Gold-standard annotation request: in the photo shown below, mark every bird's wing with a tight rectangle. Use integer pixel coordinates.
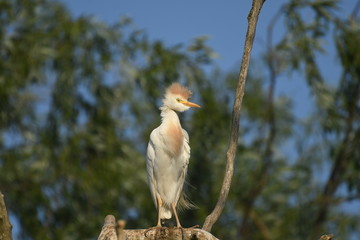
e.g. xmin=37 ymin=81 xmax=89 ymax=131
xmin=176 ymin=129 xmax=193 ymax=210
xmin=182 ymin=129 xmax=190 ymax=166
xmin=146 ymin=129 xmax=157 ymax=207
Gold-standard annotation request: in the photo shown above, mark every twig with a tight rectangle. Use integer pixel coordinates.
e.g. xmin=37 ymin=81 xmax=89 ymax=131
xmin=202 ymin=0 xmax=266 ymax=232
xmin=117 ymin=220 xmax=126 ymax=240
xmin=0 ymin=192 xmax=13 ymax=240
xmin=331 ymin=193 xmax=360 ymax=204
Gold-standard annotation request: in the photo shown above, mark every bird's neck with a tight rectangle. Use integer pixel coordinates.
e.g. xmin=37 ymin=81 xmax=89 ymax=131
xmin=160 ymin=106 xmax=181 ymax=126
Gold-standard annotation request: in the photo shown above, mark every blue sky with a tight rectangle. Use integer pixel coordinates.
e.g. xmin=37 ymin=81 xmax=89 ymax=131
xmin=59 ymin=0 xmax=259 ymax=73
xmin=57 ymin=0 xmax=353 ymax=71
xmin=58 ymin=0 xmax=285 ymax=71
xmin=58 ymin=0 xmax=354 ymax=118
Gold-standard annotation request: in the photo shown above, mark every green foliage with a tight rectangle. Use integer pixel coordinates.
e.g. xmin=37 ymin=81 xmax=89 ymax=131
xmin=0 ymin=0 xmax=359 ymax=240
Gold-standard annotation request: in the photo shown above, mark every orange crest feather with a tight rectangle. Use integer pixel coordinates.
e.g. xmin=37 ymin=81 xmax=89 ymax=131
xmin=166 ymin=83 xmax=192 ymax=99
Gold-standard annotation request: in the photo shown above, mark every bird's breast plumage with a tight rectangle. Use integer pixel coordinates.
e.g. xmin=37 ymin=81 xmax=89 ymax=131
xmin=164 ymin=122 xmax=184 ymax=157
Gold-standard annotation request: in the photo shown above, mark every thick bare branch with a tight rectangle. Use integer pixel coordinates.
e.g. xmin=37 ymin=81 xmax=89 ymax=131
xmin=98 ymin=215 xmax=117 ymax=240
xmin=202 ymin=0 xmax=266 ymax=232
xmin=319 ymin=234 xmax=334 ymax=240
xmin=0 ymin=192 xmax=12 ymax=240
xmin=97 ymin=215 xmax=218 ymax=240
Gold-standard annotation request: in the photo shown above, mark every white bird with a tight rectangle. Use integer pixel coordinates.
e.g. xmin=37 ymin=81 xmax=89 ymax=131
xmin=146 ymin=83 xmax=200 ymax=228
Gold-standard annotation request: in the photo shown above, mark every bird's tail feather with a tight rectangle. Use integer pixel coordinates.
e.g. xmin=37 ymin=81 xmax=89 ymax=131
xmin=177 ymin=192 xmax=197 ymax=212
xmin=159 ymin=192 xmax=196 ymax=219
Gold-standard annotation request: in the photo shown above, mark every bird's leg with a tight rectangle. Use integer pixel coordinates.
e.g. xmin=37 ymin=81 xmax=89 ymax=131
xmin=171 ymin=202 xmax=200 ymax=230
xmin=144 ymin=196 xmax=164 ymax=238
xmin=171 ymin=202 xmax=182 ymax=228
xmin=171 ymin=202 xmax=186 ymax=240
xmin=156 ymin=196 xmax=163 ymax=227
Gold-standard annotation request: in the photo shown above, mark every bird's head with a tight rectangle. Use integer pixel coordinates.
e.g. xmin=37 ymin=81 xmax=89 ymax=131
xmin=162 ymin=83 xmax=201 ymax=112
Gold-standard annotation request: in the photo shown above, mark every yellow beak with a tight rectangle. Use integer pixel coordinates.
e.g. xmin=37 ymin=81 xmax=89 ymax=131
xmin=182 ymin=100 xmax=201 ymax=108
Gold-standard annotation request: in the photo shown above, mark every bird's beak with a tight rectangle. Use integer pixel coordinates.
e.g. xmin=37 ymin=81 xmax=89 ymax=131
xmin=182 ymin=100 xmax=201 ymax=108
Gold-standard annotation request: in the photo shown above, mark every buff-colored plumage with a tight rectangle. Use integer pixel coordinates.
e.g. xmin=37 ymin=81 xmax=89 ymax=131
xmin=146 ymin=83 xmax=200 ymax=227
xmin=167 ymin=82 xmax=193 ymax=99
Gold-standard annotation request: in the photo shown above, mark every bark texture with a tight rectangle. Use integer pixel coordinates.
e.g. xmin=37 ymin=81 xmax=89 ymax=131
xmin=97 ymin=215 xmax=218 ymax=240
xmin=0 ymin=192 xmax=12 ymax=240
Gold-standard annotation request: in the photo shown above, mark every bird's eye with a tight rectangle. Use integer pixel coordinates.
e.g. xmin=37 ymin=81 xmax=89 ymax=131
xmin=176 ymin=98 xmax=181 ymax=102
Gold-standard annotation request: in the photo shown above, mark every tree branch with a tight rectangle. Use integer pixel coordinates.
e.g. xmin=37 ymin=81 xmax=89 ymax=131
xmin=0 ymin=192 xmax=12 ymax=240
xmin=202 ymin=0 xmax=266 ymax=232
xmin=97 ymin=215 xmax=218 ymax=240
xmin=250 ymin=210 xmax=272 ymax=240
xmin=312 ymin=80 xmax=360 ymax=238
xmin=319 ymin=234 xmax=334 ymax=240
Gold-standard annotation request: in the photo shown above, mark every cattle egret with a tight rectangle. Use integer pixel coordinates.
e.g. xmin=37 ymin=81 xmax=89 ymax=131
xmin=146 ymin=83 xmax=200 ymax=228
